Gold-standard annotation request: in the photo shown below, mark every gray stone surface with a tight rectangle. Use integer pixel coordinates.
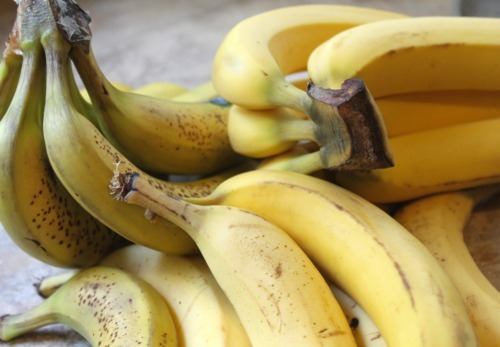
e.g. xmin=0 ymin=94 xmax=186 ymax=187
xmin=0 ymin=0 xmax=498 ymax=345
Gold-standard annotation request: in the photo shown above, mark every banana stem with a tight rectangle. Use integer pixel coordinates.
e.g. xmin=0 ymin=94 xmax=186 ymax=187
xmin=259 ymin=150 xmax=325 ymax=174
xmin=279 ymin=118 xmax=317 ymax=143
xmin=36 ymin=270 xmax=81 ymax=298
xmin=110 ymin=169 xmax=202 ymax=237
xmin=0 ymin=304 xmax=56 ymax=341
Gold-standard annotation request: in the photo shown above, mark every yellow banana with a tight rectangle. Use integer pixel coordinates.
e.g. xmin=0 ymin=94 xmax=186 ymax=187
xmin=308 ymin=16 xmax=500 ymax=98
xmin=394 ymin=186 xmax=500 ymax=347
xmin=132 ymin=81 xmax=188 ymax=99
xmin=0 ymin=17 xmax=22 ymax=120
xmin=98 ymin=245 xmax=252 ymax=347
xmin=70 ymin=44 xmax=242 ymax=176
xmin=80 ymin=80 xmax=132 ymax=103
xmin=0 ymin=26 xmax=125 ymax=268
xmin=212 ymin=4 xmax=406 ymax=111
xmin=111 ymin=171 xmax=357 ymax=347
xmin=188 ymin=169 xmax=478 ymax=347
xmin=0 ymin=266 xmax=178 ymax=346
xmin=171 ymin=80 xmax=219 ymax=102
xmin=41 ymin=28 xmax=255 ymax=255
xmin=228 ymin=105 xmax=314 ymax=158
xmin=335 ymin=117 xmax=500 ymax=203
xmin=36 ymin=245 xmax=253 ymax=347
xmin=376 ymin=90 xmax=500 ymax=137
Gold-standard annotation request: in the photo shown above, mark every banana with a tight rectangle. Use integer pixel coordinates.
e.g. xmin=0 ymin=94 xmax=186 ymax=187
xmin=70 ymin=43 xmax=242 ymax=176
xmin=0 ymin=266 xmax=178 ymax=346
xmin=132 ymin=81 xmax=187 ymax=99
xmin=393 ymin=186 xmax=500 ymax=347
xmin=228 ymin=105 xmax=315 ymax=158
xmin=212 ymin=4 xmax=406 ymax=111
xmin=111 ymin=171 xmax=357 ymax=347
xmin=329 ymin=283 xmax=386 ymax=347
xmin=35 ymin=245 xmax=252 ymax=347
xmin=308 ymin=16 xmax=500 ymax=98
xmin=187 ymin=169 xmax=478 ymax=347
xmin=0 ymin=22 xmax=126 ymax=267
xmin=0 ymin=16 xmax=22 ymax=120
xmin=80 ymin=80 xmax=132 ymax=103
xmin=334 ymin=117 xmax=500 ymax=203
xmin=41 ymin=26 xmax=255 ymax=255
xmin=376 ymin=90 xmax=500 ymax=137
xmin=171 ymin=80 xmax=219 ymax=102
xmin=98 ymin=245 xmax=251 ymax=346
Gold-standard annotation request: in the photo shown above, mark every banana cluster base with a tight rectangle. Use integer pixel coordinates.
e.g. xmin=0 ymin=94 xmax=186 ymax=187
xmin=0 ymin=0 xmax=497 ymax=346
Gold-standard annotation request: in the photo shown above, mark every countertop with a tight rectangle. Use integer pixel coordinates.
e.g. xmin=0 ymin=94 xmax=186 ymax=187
xmin=0 ymin=0 xmax=499 ymax=345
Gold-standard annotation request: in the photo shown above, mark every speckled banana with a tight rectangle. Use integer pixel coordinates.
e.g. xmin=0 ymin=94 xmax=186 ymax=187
xmin=0 ymin=27 xmax=125 ymax=267
xmin=41 ymin=29 xmax=255 ymax=255
xmin=212 ymin=4 xmax=406 ymax=111
xmin=111 ymin=171 xmax=357 ymax=347
xmin=35 ymin=244 xmax=252 ymax=347
xmin=99 ymin=245 xmax=252 ymax=347
xmin=70 ymin=43 xmax=242 ymax=176
xmin=394 ymin=185 xmax=500 ymax=347
xmin=308 ymin=16 xmax=500 ymax=98
xmin=0 ymin=17 xmax=22 ymax=120
xmin=329 ymin=283 xmax=386 ymax=347
xmin=188 ymin=170 xmax=478 ymax=347
xmin=335 ymin=117 xmax=500 ymax=203
xmin=0 ymin=266 xmax=178 ymax=346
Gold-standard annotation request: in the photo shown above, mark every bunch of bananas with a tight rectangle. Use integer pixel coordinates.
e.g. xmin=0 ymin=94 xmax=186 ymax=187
xmin=0 ymin=1 xmax=499 ymax=346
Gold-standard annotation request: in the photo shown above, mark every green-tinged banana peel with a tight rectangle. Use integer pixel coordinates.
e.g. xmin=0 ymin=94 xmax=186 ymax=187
xmin=0 ymin=266 xmax=178 ymax=346
xmin=0 ymin=16 xmax=22 ymax=120
xmin=41 ymin=28 xmax=259 ymax=255
xmin=0 ymin=26 xmax=126 ymax=267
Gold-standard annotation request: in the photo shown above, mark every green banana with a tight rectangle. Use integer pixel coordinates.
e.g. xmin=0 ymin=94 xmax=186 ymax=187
xmin=0 ymin=12 xmax=126 ymax=268
xmin=0 ymin=16 xmax=22 ymax=120
xmin=0 ymin=266 xmax=178 ymax=346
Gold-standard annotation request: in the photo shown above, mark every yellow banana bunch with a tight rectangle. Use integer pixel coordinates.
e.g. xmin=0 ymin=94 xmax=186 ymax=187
xmin=394 ymin=186 xmax=500 ymax=347
xmin=188 ymin=170 xmax=478 ymax=347
xmin=213 ymin=5 xmax=403 ymax=171
xmin=111 ymin=170 xmax=357 ymax=347
xmin=0 ymin=266 xmax=178 ymax=346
